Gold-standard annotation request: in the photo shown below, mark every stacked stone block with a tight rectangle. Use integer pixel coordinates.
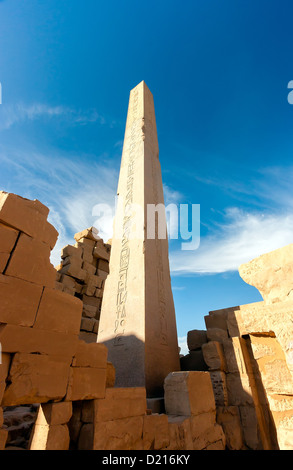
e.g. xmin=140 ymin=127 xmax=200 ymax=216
xmin=55 ymin=227 xmax=111 ymax=342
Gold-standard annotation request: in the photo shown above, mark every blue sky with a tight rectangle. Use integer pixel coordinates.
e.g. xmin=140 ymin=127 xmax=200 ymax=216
xmin=1 ymin=0 xmax=293 ymax=353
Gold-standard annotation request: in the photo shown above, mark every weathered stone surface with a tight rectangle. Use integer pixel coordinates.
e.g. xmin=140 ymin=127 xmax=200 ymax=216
xmin=29 ymin=423 xmax=70 ymax=450
xmin=74 ymin=227 xmax=100 ymax=242
xmin=106 ymin=362 xmax=115 ymax=388
xmin=0 ymin=253 xmax=9 ymax=272
xmin=5 ymin=233 xmax=56 ymax=288
xmin=93 ymin=244 xmax=110 ymax=261
xmin=226 ymin=373 xmax=254 ymax=406
xmin=143 ymin=414 xmax=169 ymax=450
xmin=202 ymin=341 xmax=227 ymax=371
xmin=190 ymin=413 xmax=226 ymax=450
xmin=61 ymin=244 xmax=83 ymax=260
xmin=0 ymin=191 xmax=58 ymax=249
xmin=205 ymin=310 xmax=228 ymax=331
xmin=94 ymin=387 xmax=146 ymax=422
xmin=206 ymin=328 xmax=228 ymax=343
xmin=216 ymin=406 xmax=244 ymax=450
xmin=209 ymin=371 xmax=228 ymax=406
xmin=2 ymin=353 xmax=71 ymax=406
xmin=187 ymin=329 xmax=207 ymax=351
xmin=72 ymin=341 xmax=108 ymax=368
xmin=77 ymin=423 xmax=94 ymax=450
xmin=0 ymin=353 xmax=11 ymax=403
xmin=239 ymin=244 xmax=293 ymax=304
xmin=180 ymin=350 xmax=208 ymax=371
xmin=166 ymin=416 xmax=193 ymax=450
xmin=34 ymin=287 xmax=83 ymax=335
xmin=98 ymin=81 xmax=180 ymax=397
xmin=239 ymin=405 xmax=261 ymax=450
xmin=0 ymin=324 xmax=78 ymax=357
xmin=0 ymin=275 xmax=43 ymax=327
xmin=35 ymin=402 xmax=72 ymax=426
xmin=164 ymin=371 xmax=215 ymax=417
xmin=93 ymin=416 xmax=143 ymax=450
xmin=0 ymin=428 xmax=8 ymax=450
xmin=0 ymin=223 xmax=19 ymax=255
xmin=65 ymin=367 xmax=106 ymax=401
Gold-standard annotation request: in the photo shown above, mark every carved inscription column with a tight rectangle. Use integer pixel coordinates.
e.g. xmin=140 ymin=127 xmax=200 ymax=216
xmin=97 ymin=81 xmax=180 ymax=397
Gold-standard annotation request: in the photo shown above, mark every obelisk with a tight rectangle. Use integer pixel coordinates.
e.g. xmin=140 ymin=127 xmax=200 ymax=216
xmin=97 ymin=81 xmax=180 ymax=397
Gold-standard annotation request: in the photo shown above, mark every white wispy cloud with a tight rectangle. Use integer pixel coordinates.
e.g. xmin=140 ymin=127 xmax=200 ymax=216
xmin=170 ymin=206 xmax=293 ymax=275
xmin=0 ymin=103 xmax=105 ymax=130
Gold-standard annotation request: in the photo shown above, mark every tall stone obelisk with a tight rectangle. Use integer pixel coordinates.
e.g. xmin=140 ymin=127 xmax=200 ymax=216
xmin=97 ymin=81 xmax=180 ymax=397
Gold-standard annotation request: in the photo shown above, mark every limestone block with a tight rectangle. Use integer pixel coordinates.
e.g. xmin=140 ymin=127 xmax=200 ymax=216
xmin=65 ymin=367 xmax=106 ymax=401
xmin=180 ymin=350 xmax=208 ymax=371
xmin=36 ymin=402 xmax=72 ymax=426
xmin=74 ymin=227 xmax=100 ymax=242
xmin=0 ymin=275 xmax=43 ymax=326
xmin=164 ymin=371 xmax=215 ymax=417
xmin=72 ymin=341 xmax=107 ymax=368
xmin=239 ymin=244 xmax=293 ymax=304
xmin=0 ymin=222 xmax=19 ymax=254
xmin=94 ymin=416 xmax=144 ymax=450
xmin=216 ymin=406 xmax=244 ymax=450
xmin=34 ymin=287 xmax=83 ymax=335
xmin=2 ymin=353 xmax=71 ymax=406
xmin=106 ymin=362 xmax=116 ymax=388
xmin=0 ymin=191 xmax=58 ymax=249
xmin=187 ymin=329 xmax=207 ymax=351
xmin=29 ymin=423 xmax=70 ymax=450
xmin=166 ymin=416 xmax=193 ymax=450
xmin=5 ymin=233 xmax=56 ymax=288
xmin=93 ymin=244 xmax=110 ymax=261
xmin=94 ymin=387 xmax=146 ymax=422
xmin=97 ymin=259 xmax=109 ymax=273
xmin=209 ymin=371 xmax=228 ymax=406
xmin=206 ymin=328 xmax=228 ymax=343
xmin=0 ymin=324 xmax=78 ymax=357
xmin=78 ymin=423 xmax=94 ymax=450
xmin=202 ymin=341 xmax=227 ymax=371
xmin=0 ymin=428 xmax=8 ymax=450
xmin=0 ymin=353 xmax=11 ymax=403
xmin=143 ymin=414 xmax=169 ymax=450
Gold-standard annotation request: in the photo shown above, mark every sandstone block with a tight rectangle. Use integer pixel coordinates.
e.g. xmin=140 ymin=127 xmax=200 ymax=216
xmin=72 ymin=341 xmax=107 ymax=368
xmin=143 ymin=414 xmax=169 ymax=450
xmin=61 ymin=244 xmax=82 ymax=260
xmin=180 ymin=350 xmax=208 ymax=371
xmin=82 ymin=261 xmax=96 ymax=275
xmin=226 ymin=373 xmax=254 ymax=406
xmin=2 ymin=353 xmax=71 ymax=406
xmin=0 ymin=353 xmax=11 ymax=403
xmin=93 ymin=416 xmax=143 ymax=450
xmin=80 ymin=317 xmax=95 ymax=332
xmin=96 ymin=268 xmax=108 ymax=280
xmin=216 ymin=406 xmax=244 ymax=450
xmin=106 ymin=362 xmax=116 ymax=388
xmin=209 ymin=371 xmax=228 ymax=406
xmin=0 ymin=275 xmax=43 ymax=326
xmin=202 ymin=341 xmax=227 ymax=371
xmin=82 ymin=304 xmax=98 ymax=318
xmin=93 ymin=244 xmax=110 ymax=261
xmin=0 ymin=192 xmax=58 ymax=249
xmin=239 ymin=244 xmax=293 ymax=304
xmin=239 ymin=405 xmax=261 ymax=449
xmin=74 ymin=227 xmax=100 ymax=242
xmin=207 ymin=327 xmax=228 ymax=343
xmin=94 ymin=387 xmax=146 ymax=422
xmin=60 ymin=259 xmax=86 ymax=281
xmin=34 ymin=287 xmax=83 ymax=335
xmin=65 ymin=367 xmax=106 ymax=401
xmin=36 ymin=402 xmax=72 ymax=426
xmin=0 ymin=324 xmax=78 ymax=357
xmin=0 ymin=253 xmax=9 ymax=272
xmin=164 ymin=371 xmax=215 ymax=417
xmin=78 ymin=423 xmax=94 ymax=450
xmin=0 ymin=222 xmax=19 ymax=254
xmin=0 ymin=428 xmax=8 ymax=450
xmin=97 ymin=259 xmax=109 ymax=273
xmin=68 ymin=402 xmax=82 ymax=443
xmin=187 ymin=329 xmax=207 ymax=351
xmin=29 ymin=423 xmax=70 ymax=450
xmin=5 ymin=233 xmax=56 ymax=288
xmin=166 ymin=416 xmax=193 ymax=450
